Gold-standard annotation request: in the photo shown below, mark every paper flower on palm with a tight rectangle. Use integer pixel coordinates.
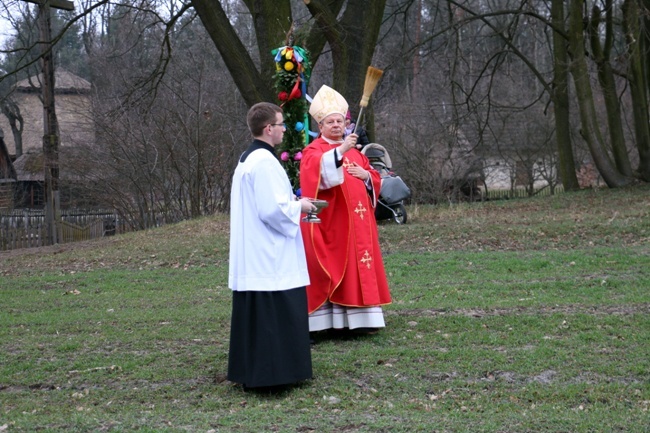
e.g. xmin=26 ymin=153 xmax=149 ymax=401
xmin=273 ymin=46 xmax=308 ymax=76
xmin=288 ymin=86 xmax=301 ymax=100
xmin=272 ymin=41 xmax=312 ymax=191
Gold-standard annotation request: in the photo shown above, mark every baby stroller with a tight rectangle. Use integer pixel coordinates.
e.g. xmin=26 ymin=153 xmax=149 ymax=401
xmin=361 ymin=143 xmax=411 ymax=224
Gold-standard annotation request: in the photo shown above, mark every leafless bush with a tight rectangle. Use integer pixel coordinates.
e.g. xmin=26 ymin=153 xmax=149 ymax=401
xmin=377 ymin=102 xmax=483 ymax=204
xmin=66 ymin=17 xmax=248 ymax=229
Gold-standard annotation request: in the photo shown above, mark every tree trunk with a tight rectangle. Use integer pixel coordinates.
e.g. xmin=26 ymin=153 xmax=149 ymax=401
xmin=551 ymin=0 xmax=580 ymax=191
xmin=0 ymin=97 xmax=24 ymax=158
xmin=412 ymin=0 xmax=422 ymax=102
xmin=190 ymin=0 xmax=386 ymax=130
xmin=567 ymin=0 xmax=633 ymax=187
xmin=39 ymin=2 xmax=62 ymax=244
xmin=242 ymin=0 xmax=294 ymax=92
xmin=305 ymin=0 xmax=387 ymax=124
xmin=337 ymin=0 xmax=386 ymax=139
xmin=588 ymin=2 xmax=634 ymax=177
xmin=624 ymin=0 xmax=650 ymax=181
xmin=190 ymin=0 xmax=278 ymax=106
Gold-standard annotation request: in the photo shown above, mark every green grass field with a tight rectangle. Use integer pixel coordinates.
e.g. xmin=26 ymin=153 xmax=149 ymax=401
xmin=1 ymin=185 xmax=648 ymax=432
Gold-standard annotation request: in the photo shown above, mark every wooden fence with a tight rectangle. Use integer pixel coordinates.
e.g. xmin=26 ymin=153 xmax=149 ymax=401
xmin=0 ymin=209 xmax=124 ymax=252
xmin=485 ymin=184 xmax=564 ymax=200
xmin=58 ymin=219 xmax=105 ymax=243
xmin=0 ymin=223 xmax=48 ymax=250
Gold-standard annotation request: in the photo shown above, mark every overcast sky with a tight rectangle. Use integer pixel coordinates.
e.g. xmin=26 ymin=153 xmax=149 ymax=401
xmin=0 ymin=2 xmax=18 ymax=48
xmin=0 ymin=21 xmax=13 ymax=44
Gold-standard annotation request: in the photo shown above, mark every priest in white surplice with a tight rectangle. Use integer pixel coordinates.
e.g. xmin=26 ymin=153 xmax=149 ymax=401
xmin=227 ymin=102 xmax=316 ymax=390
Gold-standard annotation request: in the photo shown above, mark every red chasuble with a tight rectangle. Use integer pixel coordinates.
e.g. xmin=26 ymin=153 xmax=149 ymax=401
xmin=300 ymin=137 xmax=392 ymax=313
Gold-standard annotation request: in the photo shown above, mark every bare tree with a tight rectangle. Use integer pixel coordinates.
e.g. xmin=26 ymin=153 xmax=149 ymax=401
xmin=587 ymin=0 xmax=634 ymax=178
xmin=69 ymin=5 xmax=245 ymax=227
xmin=3 ymin=0 xmax=649 ymax=224
xmin=551 ymin=0 xmax=580 ymax=191
xmin=191 ymin=0 xmax=387 ymax=124
xmin=0 ymin=97 xmax=23 ymax=157
xmin=566 ymin=0 xmax=633 ymax=187
xmin=392 ymin=0 xmax=650 ymax=194
xmin=622 ymin=0 xmax=650 ymax=181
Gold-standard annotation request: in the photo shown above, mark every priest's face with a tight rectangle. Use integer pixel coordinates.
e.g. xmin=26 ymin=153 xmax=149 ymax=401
xmin=319 ymin=114 xmax=345 ymax=140
xmin=268 ymin=112 xmax=286 ymax=146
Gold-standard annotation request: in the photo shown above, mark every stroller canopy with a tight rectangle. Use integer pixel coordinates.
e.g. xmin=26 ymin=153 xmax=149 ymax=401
xmin=361 ymin=143 xmax=392 ymax=171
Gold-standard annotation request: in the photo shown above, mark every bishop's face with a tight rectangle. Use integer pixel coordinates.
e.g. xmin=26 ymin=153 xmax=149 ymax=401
xmin=319 ymin=114 xmax=345 ymax=141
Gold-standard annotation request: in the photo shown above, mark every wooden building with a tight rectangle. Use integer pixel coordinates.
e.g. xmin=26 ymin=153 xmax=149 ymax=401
xmin=0 ymin=70 xmax=94 ymax=208
xmin=0 ymin=131 xmax=17 ymax=209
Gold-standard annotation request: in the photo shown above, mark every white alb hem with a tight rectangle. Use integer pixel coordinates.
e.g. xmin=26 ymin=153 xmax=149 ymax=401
xmin=309 ymin=301 xmax=385 ymax=332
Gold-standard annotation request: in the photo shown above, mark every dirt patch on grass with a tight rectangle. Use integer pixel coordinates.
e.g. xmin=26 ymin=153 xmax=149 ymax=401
xmin=390 ymin=303 xmax=650 ymax=318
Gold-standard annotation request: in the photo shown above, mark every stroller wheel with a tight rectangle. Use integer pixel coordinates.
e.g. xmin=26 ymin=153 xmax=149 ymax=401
xmin=393 ymin=203 xmax=407 ymax=224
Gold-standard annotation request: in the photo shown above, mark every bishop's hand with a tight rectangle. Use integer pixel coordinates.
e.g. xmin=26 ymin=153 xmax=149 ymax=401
xmin=339 ymin=133 xmax=358 ymax=154
xmin=347 ymin=162 xmax=370 ymax=181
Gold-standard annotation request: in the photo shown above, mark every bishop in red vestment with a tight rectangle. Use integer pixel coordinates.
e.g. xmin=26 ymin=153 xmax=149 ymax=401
xmin=300 ymin=85 xmax=391 ymax=333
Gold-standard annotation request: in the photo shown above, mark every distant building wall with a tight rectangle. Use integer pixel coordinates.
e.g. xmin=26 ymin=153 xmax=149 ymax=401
xmin=0 ymin=92 xmax=93 ymax=156
xmin=0 ymin=70 xmax=94 ymax=157
xmin=483 ymin=157 xmax=553 ymax=190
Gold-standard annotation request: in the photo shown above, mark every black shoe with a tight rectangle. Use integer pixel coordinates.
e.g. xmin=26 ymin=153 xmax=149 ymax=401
xmin=243 ymin=384 xmax=290 ymax=394
xmin=352 ymin=327 xmax=379 ymax=335
xmin=326 ymin=328 xmax=349 ymax=337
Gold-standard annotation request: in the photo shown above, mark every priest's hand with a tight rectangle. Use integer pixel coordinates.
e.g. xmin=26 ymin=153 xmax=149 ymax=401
xmin=299 ymin=198 xmax=318 ymax=213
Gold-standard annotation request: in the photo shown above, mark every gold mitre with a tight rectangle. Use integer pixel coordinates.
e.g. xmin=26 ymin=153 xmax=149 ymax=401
xmin=309 ymin=85 xmax=349 ymax=123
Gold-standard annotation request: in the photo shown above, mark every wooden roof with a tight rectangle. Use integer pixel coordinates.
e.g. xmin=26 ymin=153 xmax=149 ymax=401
xmin=15 ymin=70 xmax=91 ymax=94
xmin=12 ymin=148 xmax=79 ymax=182
xmin=12 ymin=150 xmax=44 ymax=181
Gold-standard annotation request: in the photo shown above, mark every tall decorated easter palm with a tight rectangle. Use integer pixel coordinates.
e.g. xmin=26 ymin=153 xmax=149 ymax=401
xmin=272 ymin=33 xmax=313 ymax=193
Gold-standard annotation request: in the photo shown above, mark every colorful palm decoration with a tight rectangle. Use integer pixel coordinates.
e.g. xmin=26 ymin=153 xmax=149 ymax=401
xmin=272 ymin=42 xmax=313 ymax=193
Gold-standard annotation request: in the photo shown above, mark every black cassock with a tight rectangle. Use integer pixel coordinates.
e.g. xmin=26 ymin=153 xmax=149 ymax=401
xmin=227 ymin=287 xmax=312 ymax=388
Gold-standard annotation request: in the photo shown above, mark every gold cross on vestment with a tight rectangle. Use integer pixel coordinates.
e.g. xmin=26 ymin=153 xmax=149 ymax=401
xmin=354 ymin=201 xmax=367 ymax=220
xmin=342 ymin=157 xmax=354 ymax=169
xmin=360 ymin=250 xmax=373 ymax=269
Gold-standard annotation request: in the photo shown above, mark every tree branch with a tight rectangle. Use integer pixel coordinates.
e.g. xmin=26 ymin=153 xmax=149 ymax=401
xmin=191 ymin=0 xmax=273 ymax=106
